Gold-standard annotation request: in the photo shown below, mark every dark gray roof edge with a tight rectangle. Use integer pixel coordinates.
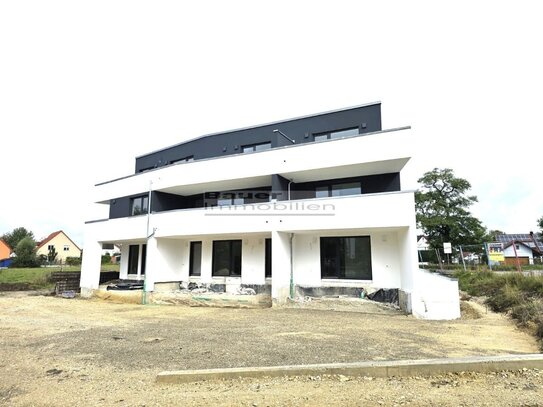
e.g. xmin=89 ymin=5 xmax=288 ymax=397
xmin=95 ymin=125 xmax=410 ymax=187
xmin=135 ymin=101 xmax=382 ymax=159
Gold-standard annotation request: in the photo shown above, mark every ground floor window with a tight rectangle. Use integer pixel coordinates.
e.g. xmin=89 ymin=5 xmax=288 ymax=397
xmin=128 ymin=244 xmax=146 ymax=276
xmin=128 ymin=245 xmax=139 ymax=275
xmin=212 ymin=240 xmax=242 ymax=277
xmin=189 ymin=241 xmax=202 ymax=276
xmin=265 ymin=238 xmax=272 ymax=277
xmin=320 ymin=236 xmax=372 ymax=280
xmin=140 ymin=244 xmax=146 ymax=275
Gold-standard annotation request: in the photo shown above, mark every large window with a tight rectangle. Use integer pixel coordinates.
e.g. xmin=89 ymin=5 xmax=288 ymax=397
xmin=217 ymin=193 xmax=244 ymax=206
xmin=128 ymin=245 xmax=139 ymax=275
xmin=265 ymin=238 xmax=272 ymax=278
xmin=130 ymin=195 xmax=149 ymax=216
xmin=242 ymin=142 xmax=271 ymax=153
xmin=212 ymin=240 xmax=242 ymax=276
xmin=141 ymin=244 xmax=146 ymax=275
xmin=320 ymin=236 xmax=372 ymax=280
xmin=315 ymin=182 xmax=361 ymax=198
xmin=189 ymin=241 xmax=202 ymax=276
xmin=128 ymin=244 xmax=146 ymax=275
xmin=313 ymin=127 xmax=359 ymax=141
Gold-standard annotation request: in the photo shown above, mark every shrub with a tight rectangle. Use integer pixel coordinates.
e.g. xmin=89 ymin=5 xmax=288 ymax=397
xmin=510 ymin=301 xmax=543 ymax=326
xmin=485 ymin=284 xmax=523 ymax=312
xmin=536 ymin=321 xmax=543 ymax=340
xmin=101 ymin=254 xmax=111 ymax=264
xmin=11 ymin=237 xmax=41 ymax=268
xmin=65 ymin=257 xmax=82 ymax=266
xmin=455 ymin=271 xmax=506 ymax=297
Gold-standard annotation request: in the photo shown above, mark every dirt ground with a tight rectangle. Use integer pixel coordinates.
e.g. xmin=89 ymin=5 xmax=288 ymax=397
xmin=0 ymin=292 xmax=541 ymax=406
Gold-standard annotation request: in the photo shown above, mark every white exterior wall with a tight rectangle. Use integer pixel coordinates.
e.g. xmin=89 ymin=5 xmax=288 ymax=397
xmin=241 ymin=236 xmax=267 ymax=285
xmin=119 ymin=244 xmax=129 ymax=279
xmin=504 ymin=244 xmax=534 ymax=264
xmin=271 ymin=231 xmax=292 ymax=304
xmin=411 ymin=270 xmax=461 ymax=320
xmin=293 ymin=230 xmax=402 ymax=289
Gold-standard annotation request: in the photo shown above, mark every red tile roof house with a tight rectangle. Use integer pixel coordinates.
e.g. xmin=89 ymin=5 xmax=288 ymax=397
xmin=36 ymin=231 xmax=81 ymax=264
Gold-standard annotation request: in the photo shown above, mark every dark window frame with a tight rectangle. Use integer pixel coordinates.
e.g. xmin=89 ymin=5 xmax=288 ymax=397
xmin=212 ymin=240 xmax=242 ymax=277
xmin=265 ymin=238 xmax=272 ymax=278
xmin=320 ymin=236 xmax=372 ymax=280
xmin=313 ymin=127 xmax=359 ymax=141
xmin=128 ymin=245 xmax=139 ymax=275
xmin=140 ymin=244 xmax=147 ymax=275
xmin=241 ymin=142 xmax=271 ymax=153
xmin=130 ymin=195 xmax=149 ymax=216
xmin=315 ymin=181 xmax=362 ymax=198
xmin=189 ymin=241 xmax=202 ymax=276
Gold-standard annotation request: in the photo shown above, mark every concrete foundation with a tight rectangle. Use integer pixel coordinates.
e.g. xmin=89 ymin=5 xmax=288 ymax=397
xmin=157 ymin=354 xmax=543 ymax=384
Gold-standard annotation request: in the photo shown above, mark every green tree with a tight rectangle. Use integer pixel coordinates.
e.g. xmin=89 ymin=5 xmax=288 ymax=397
xmin=47 ymin=246 xmax=58 ymax=263
xmin=1 ymin=227 xmax=34 ymax=251
xmin=415 ymin=168 xmax=487 ymax=249
xmin=11 ymin=236 xmax=40 ymax=268
xmin=538 ymin=216 xmax=543 ymax=237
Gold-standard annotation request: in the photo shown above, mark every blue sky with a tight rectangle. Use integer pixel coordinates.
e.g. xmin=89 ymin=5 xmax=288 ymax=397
xmin=1 ymin=1 xmax=542 ymax=246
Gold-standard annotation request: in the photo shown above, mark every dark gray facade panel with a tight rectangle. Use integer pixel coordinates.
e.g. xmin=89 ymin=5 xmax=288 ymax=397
xmin=290 ymin=173 xmax=401 ymax=200
xmin=135 ymin=104 xmax=382 ymax=173
xmin=271 ymin=174 xmax=291 ymax=201
xmin=109 ymin=193 xmax=147 ymax=219
xmin=109 ymin=173 xmax=400 ymax=219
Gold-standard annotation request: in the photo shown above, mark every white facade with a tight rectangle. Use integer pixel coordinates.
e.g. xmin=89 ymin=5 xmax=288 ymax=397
xmin=81 ymin=122 xmax=460 ymax=319
xmin=503 ymin=243 xmax=535 ymax=265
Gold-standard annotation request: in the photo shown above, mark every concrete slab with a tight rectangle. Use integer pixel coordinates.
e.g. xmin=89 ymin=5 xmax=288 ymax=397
xmin=156 ymin=354 xmax=543 ymax=384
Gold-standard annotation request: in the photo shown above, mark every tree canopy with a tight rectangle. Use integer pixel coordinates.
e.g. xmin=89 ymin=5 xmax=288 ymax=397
xmin=538 ymin=216 xmax=543 ymax=237
xmin=1 ymin=227 xmax=34 ymax=251
xmin=415 ymin=168 xmax=486 ymax=250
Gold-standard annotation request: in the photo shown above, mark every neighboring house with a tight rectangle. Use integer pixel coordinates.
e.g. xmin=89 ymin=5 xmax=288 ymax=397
xmin=496 ymin=234 xmax=543 ymax=266
xmin=81 ymin=102 xmax=460 ymax=319
xmin=36 ymin=231 xmax=82 ymax=263
xmin=0 ymin=239 xmax=11 ymax=260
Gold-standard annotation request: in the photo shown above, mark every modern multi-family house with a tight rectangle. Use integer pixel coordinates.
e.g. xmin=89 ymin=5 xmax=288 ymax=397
xmin=81 ymin=102 xmax=460 ymax=319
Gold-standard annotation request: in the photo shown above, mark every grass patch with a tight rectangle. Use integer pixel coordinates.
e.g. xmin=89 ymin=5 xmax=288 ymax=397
xmin=0 ymin=264 xmax=119 ymax=290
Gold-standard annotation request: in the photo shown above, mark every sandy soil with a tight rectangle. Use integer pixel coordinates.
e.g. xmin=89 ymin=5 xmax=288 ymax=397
xmin=0 ymin=292 xmax=541 ymax=406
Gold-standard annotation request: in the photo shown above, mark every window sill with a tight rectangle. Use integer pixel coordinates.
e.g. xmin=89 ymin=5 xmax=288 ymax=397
xmin=211 ymin=276 xmax=241 ymax=283
xmin=321 ymin=279 xmax=372 ymax=287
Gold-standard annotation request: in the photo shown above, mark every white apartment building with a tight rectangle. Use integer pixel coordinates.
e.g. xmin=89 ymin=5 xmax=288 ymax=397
xmin=81 ymin=102 xmax=460 ymax=319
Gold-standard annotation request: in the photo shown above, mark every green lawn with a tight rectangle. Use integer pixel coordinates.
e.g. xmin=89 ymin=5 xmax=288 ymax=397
xmin=0 ymin=264 xmax=119 ymax=289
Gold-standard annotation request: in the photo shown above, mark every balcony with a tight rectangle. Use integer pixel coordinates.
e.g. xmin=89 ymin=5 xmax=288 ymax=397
xmin=92 ymin=127 xmax=414 ymax=205
xmin=85 ymin=190 xmax=416 ymax=243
